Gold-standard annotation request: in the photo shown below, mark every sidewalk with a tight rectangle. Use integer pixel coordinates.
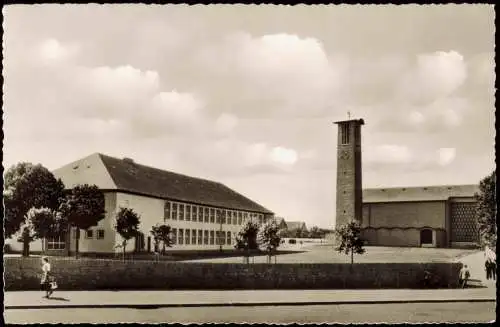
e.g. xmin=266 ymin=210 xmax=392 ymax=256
xmin=5 ymin=288 xmax=496 ymax=309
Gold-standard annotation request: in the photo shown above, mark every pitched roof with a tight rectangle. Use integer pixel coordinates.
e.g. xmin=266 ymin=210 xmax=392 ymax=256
xmin=53 ymin=153 xmax=273 ymax=214
xmin=362 ymin=184 xmax=479 ymax=203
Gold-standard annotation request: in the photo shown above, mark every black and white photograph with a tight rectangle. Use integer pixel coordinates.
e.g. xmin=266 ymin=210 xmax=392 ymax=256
xmin=2 ymin=3 xmax=496 ymax=324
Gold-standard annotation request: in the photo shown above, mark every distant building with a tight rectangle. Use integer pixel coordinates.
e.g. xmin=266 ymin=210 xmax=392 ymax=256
xmin=37 ymin=153 xmax=274 ymax=255
xmin=334 ymin=118 xmax=480 ymax=248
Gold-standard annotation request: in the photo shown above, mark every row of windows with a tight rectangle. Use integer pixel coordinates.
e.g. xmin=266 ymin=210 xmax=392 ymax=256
xmin=164 ymin=201 xmax=266 ymax=225
xmin=85 ymin=229 xmax=105 ymax=240
xmin=170 ymin=228 xmax=232 ymax=246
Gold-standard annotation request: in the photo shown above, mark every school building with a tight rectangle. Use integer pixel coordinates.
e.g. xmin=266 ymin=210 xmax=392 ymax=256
xmin=41 ymin=153 xmax=274 ymax=255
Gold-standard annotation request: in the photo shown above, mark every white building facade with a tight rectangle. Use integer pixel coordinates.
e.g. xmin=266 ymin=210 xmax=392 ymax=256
xmin=39 ymin=153 xmax=273 ymax=255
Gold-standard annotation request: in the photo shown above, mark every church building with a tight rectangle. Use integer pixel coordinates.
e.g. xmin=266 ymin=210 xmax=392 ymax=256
xmin=334 ymin=118 xmax=480 ymax=248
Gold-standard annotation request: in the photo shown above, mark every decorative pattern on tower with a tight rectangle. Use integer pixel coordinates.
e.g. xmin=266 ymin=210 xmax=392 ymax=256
xmin=334 ymin=118 xmax=364 ymax=229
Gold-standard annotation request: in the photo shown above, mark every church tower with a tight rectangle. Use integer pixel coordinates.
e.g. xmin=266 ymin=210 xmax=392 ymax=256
xmin=334 ymin=118 xmax=364 ymax=229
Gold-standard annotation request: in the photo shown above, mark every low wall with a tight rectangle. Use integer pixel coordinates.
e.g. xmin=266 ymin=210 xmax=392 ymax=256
xmin=4 ymin=257 xmax=462 ymax=291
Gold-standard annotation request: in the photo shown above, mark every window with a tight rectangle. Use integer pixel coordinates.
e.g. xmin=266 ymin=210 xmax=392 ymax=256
xmin=85 ymin=229 xmax=94 ymax=239
xmin=244 ymin=212 xmax=249 ymax=223
xmin=186 ymin=204 xmax=191 ymax=221
xmin=210 ymin=208 xmax=215 ymax=223
xmin=179 ymin=229 xmax=184 ymax=245
xmin=216 ymin=209 xmax=221 ymax=224
xmin=238 ymin=212 xmax=243 ymax=225
xmin=97 ymin=229 xmax=105 ymax=240
xmin=227 ymin=211 xmax=232 ymax=225
xmin=198 ymin=229 xmax=203 ymax=244
xmin=192 ymin=229 xmax=197 ymax=244
xmin=172 ymin=228 xmax=177 ymax=245
xmin=47 ymin=234 xmax=66 ymax=250
xmin=216 ymin=231 xmax=220 ymax=245
xmin=185 ymin=229 xmax=190 ymax=245
xmin=221 ymin=231 xmax=226 ymax=245
xmin=204 ymin=207 xmax=210 ymax=223
xmin=164 ymin=201 xmax=171 ymax=220
xmin=210 ymin=230 xmax=215 ymax=245
xmin=172 ymin=203 xmax=178 ymax=220
xmin=179 ymin=204 xmax=184 ymax=221
xmin=226 ymin=231 xmax=231 ymax=245
xmin=193 ymin=206 xmax=198 ymax=222
xmin=204 ymin=230 xmax=209 ymax=245
xmin=340 ymin=124 xmax=350 ymax=144
xmin=220 ymin=210 xmax=226 ymax=224
xmin=233 ymin=212 xmax=238 ymax=225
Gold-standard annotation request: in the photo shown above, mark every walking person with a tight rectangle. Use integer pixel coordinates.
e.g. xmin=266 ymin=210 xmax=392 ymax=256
xmin=491 ymin=260 xmax=496 ymax=281
xmin=40 ymin=256 xmax=55 ymax=298
xmin=459 ymin=264 xmax=470 ymax=289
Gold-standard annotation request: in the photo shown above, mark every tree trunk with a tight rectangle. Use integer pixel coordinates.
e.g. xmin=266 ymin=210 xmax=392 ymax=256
xmin=122 ymin=241 xmax=127 ymax=261
xmin=162 ymin=242 xmax=166 ymax=255
xmin=75 ymin=228 xmax=80 ymax=258
xmin=351 ymin=249 xmax=354 ymax=265
xmin=22 ymin=239 xmax=30 ymax=257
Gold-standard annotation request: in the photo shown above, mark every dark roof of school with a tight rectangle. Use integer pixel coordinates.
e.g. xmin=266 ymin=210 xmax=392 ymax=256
xmin=53 ymin=153 xmax=273 ymax=214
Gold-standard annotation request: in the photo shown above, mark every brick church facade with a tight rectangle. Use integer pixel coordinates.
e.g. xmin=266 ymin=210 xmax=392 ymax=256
xmin=335 ymin=118 xmax=480 ymax=248
xmin=361 ymin=185 xmax=479 ymax=248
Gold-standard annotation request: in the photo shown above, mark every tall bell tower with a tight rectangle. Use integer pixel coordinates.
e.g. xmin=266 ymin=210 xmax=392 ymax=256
xmin=334 ymin=118 xmax=364 ymax=229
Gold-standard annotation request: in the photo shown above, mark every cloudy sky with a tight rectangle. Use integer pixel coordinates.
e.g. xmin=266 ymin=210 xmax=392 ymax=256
xmin=3 ymin=5 xmax=495 ymax=229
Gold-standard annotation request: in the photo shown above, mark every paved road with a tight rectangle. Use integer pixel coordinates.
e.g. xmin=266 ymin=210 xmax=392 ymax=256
xmin=5 ymin=288 xmax=496 ymax=308
xmin=4 ymin=302 xmax=496 ymax=324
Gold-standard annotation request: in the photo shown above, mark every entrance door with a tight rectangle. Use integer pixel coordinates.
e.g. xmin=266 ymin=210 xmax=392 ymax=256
xmin=420 ymin=229 xmax=433 ymax=245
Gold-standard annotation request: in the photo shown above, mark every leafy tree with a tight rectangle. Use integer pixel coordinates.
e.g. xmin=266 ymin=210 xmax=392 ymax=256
xmin=291 ymin=227 xmax=307 ymax=238
xmin=150 ymin=223 xmax=173 ymax=254
xmin=257 ymin=220 xmax=281 ymax=263
xmin=334 ymin=220 xmax=366 ymax=265
xmin=4 ymin=163 xmax=65 ymax=237
xmin=308 ymin=226 xmax=324 ymax=239
xmin=3 ymin=163 xmax=65 ymax=256
xmin=474 ymin=170 xmax=497 ymax=250
xmin=58 ymin=184 xmax=106 ymax=257
xmin=235 ymin=220 xmax=260 ymax=263
xmin=26 ymin=207 xmax=58 ymax=251
xmin=114 ymin=207 xmax=141 ymax=259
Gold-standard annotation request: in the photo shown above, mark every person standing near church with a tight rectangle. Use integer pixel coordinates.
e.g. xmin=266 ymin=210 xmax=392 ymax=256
xmin=485 ymin=259 xmax=491 ymax=280
xmin=459 ymin=264 xmax=470 ymax=289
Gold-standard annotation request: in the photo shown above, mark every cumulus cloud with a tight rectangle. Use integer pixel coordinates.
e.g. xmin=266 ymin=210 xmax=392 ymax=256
xmin=38 ymin=38 xmax=80 ymax=63
xmin=399 ymin=50 xmax=467 ymax=104
xmin=270 ymin=146 xmax=298 ymax=165
xmin=194 ymin=32 xmax=344 ymax=118
xmin=437 ymin=148 xmax=456 ymax=166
